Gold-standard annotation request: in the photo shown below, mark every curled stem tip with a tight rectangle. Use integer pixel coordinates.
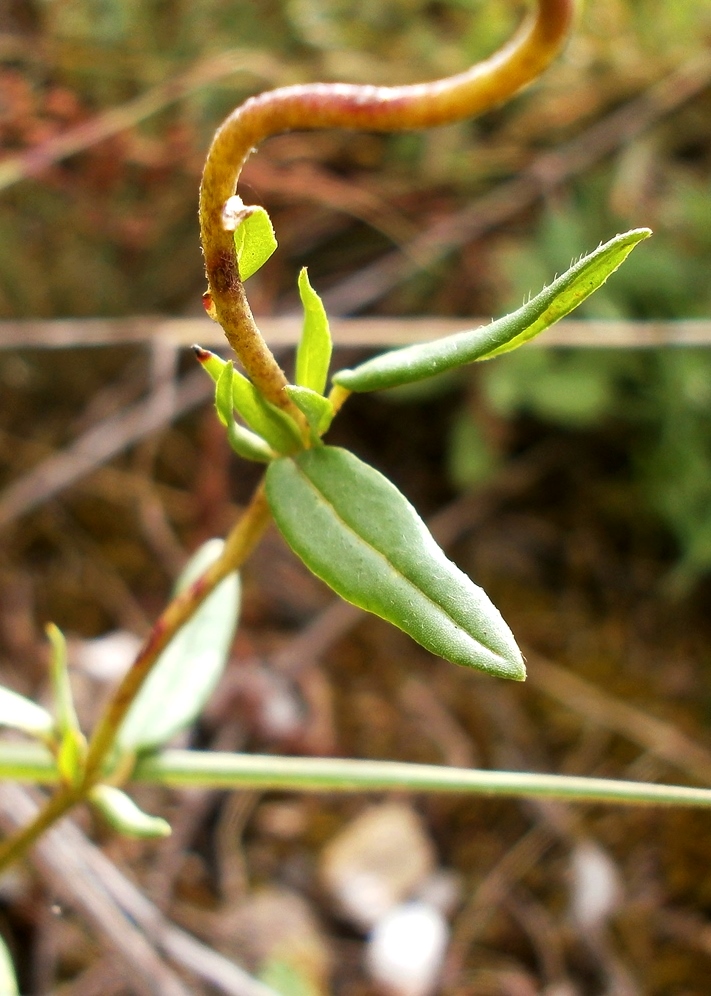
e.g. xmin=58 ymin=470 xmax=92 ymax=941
xmin=199 ymin=0 xmax=575 ymax=404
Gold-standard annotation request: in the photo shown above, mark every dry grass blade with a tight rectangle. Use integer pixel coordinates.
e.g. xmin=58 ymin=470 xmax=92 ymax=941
xmin=5 ymin=317 xmax=711 ymax=350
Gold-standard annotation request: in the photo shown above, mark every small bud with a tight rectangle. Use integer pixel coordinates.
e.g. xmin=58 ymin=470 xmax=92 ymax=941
xmin=202 ymin=290 xmax=218 ymax=321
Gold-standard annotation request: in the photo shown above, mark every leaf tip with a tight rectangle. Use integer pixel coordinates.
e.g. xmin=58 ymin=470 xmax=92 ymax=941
xmin=192 ymin=344 xmax=212 ymax=363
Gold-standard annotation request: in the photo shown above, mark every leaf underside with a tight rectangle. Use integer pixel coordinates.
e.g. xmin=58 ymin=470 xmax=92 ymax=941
xmin=266 ymin=446 xmax=525 ymax=680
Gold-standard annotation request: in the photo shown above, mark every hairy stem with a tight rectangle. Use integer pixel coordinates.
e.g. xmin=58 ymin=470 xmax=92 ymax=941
xmin=199 ymin=0 xmax=575 ymax=408
xmin=84 ymin=480 xmax=271 ymax=782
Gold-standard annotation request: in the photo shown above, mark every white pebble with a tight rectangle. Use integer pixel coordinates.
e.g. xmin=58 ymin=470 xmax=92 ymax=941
xmin=366 ymin=901 xmax=448 ymax=996
xmin=570 ymin=840 xmax=622 ymax=929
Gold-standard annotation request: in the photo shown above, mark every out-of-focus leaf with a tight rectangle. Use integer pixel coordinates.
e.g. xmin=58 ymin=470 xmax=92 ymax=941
xmin=295 ymin=268 xmax=332 ymax=396
xmin=333 ymin=229 xmax=651 ymax=392
xmin=46 ymin=623 xmax=81 ymax=739
xmin=90 ymin=784 xmax=171 ymax=839
xmin=117 ymin=539 xmax=240 ymax=753
xmin=46 ymin=624 xmax=87 ymax=785
xmin=56 ymin=726 xmax=88 ymax=788
xmin=266 ymin=447 xmax=524 ymax=679
xmin=0 ymin=934 xmax=18 ymax=996
xmin=0 ymin=687 xmax=54 ymax=744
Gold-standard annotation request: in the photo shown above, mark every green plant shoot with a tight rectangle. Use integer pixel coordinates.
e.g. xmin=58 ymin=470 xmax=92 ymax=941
xmin=333 ymin=229 xmax=651 ymax=392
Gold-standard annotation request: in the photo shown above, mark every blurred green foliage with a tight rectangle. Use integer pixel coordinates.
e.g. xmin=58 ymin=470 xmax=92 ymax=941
xmin=456 ymin=188 xmax=711 ymax=587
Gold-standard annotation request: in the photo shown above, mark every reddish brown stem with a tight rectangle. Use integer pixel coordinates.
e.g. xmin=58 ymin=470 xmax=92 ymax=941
xmin=84 ymin=481 xmax=271 ymax=782
xmin=199 ymin=0 xmax=575 ymax=407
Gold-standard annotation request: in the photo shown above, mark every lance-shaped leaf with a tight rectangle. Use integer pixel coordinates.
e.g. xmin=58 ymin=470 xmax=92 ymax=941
xmin=46 ymin=624 xmax=87 ymax=785
xmin=90 ymin=784 xmax=171 ymax=839
xmin=266 ymin=447 xmax=524 ymax=679
xmin=0 ymin=686 xmax=55 ymax=745
xmin=295 ymin=267 xmax=332 ymax=395
xmin=46 ymin=624 xmax=81 ymax=739
xmin=194 ymin=345 xmax=301 ymax=454
xmin=333 ymin=229 xmax=651 ymax=393
xmin=285 ymin=385 xmax=334 ymax=438
xmin=215 ymin=364 xmax=277 ymax=463
xmin=117 ymin=539 xmax=241 ymax=753
xmin=223 ymin=198 xmax=278 ymax=281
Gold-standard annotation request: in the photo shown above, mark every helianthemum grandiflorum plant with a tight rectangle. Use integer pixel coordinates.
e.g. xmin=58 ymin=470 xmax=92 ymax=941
xmin=4 ymin=0 xmax=706 ymax=919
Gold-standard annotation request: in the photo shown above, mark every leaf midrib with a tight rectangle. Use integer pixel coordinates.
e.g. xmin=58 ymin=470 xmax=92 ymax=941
xmin=292 ymin=458 xmax=507 ymax=665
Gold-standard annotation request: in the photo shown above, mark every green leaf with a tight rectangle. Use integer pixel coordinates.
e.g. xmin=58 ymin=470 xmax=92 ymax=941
xmin=230 ymin=201 xmax=278 ymax=281
xmin=90 ymin=784 xmax=171 ymax=839
xmin=117 ymin=539 xmax=241 ymax=753
xmin=0 ymin=934 xmax=18 ymax=996
xmin=195 ymin=346 xmax=301 ymax=454
xmin=333 ymin=229 xmax=651 ymax=392
xmin=46 ymin=623 xmax=81 ymax=739
xmin=215 ymin=364 xmax=277 ymax=462
xmin=266 ymin=447 xmax=524 ymax=679
xmin=295 ymin=267 xmax=332 ymax=395
xmin=230 ymin=368 xmax=303 ymax=454
xmin=46 ymin=623 xmax=87 ymax=784
xmin=193 ymin=344 xmax=226 ymax=382
xmin=0 ymin=686 xmax=55 ymax=744
xmin=56 ymin=726 xmax=88 ymax=788
xmin=285 ymin=385 xmax=334 ymax=438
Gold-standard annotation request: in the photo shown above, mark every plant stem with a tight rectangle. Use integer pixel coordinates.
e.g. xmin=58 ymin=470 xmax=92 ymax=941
xmin=84 ymin=480 xmax=271 ymax=783
xmin=0 ymin=787 xmax=80 ymax=872
xmin=134 ymin=751 xmax=711 ymax=809
xmin=0 ymin=483 xmax=273 ymax=870
xmin=199 ymin=0 xmax=574 ymax=408
xmin=5 ymin=742 xmax=711 ymax=811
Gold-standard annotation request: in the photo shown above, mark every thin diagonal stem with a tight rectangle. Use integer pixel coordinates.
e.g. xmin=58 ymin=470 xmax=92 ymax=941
xmin=0 ymin=786 xmax=80 ymax=872
xmin=84 ymin=479 xmax=271 ymax=782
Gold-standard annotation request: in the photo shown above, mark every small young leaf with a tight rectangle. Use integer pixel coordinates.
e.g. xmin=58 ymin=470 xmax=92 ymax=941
xmin=46 ymin=624 xmax=81 ymax=740
xmin=194 ymin=344 xmax=228 ymax=382
xmin=117 ymin=539 xmax=240 ymax=753
xmin=285 ymin=385 xmax=334 ymax=437
xmin=266 ymin=447 xmax=524 ymax=679
xmin=0 ymin=934 xmax=19 ymax=996
xmin=56 ymin=725 xmax=88 ymax=788
xmin=195 ymin=346 xmax=301 ymax=454
xmin=90 ymin=784 xmax=171 ymax=839
xmin=0 ymin=686 xmax=54 ymax=744
xmin=215 ymin=364 xmax=277 ymax=462
xmin=295 ymin=267 xmax=332 ymax=395
xmin=230 ymin=368 xmax=303 ymax=454
xmin=333 ymin=229 xmax=651 ymax=392
xmin=227 ymin=199 xmax=278 ymax=281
